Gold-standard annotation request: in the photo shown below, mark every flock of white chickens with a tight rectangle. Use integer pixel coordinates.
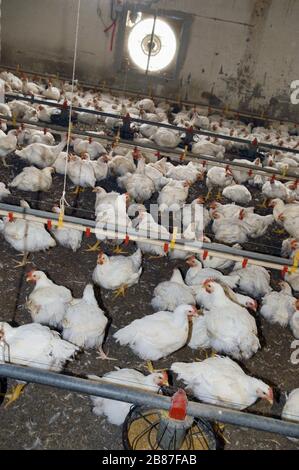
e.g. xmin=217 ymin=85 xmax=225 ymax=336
xmin=0 ymin=70 xmax=298 ymax=440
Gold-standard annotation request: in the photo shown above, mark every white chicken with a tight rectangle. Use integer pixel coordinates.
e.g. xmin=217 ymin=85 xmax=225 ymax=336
xmin=151 ymin=128 xmax=181 ymax=148
xmin=15 ymin=137 xmax=67 ymax=168
xmin=290 ymin=306 xmax=299 ymax=338
xmin=260 ymin=281 xmax=297 ymax=327
xmin=165 ymin=161 xmax=202 ymax=184
xmin=0 ymin=182 xmax=11 ymax=200
xmin=89 ymin=369 xmax=168 ymax=425
xmin=222 ymin=184 xmax=252 ymax=204
xmin=67 ymin=153 xmax=96 ymax=190
xmin=43 ymin=82 xmax=61 ymax=101
xmin=192 ymin=140 xmax=225 ymax=159
xmin=62 ymin=284 xmax=109 ymax=357
xmin=26 ymin=270 xmax=73 ymax=328
xmin=282 ymin=389 xmax=299 ymax=423
xmin=185 ymin=256 xmax=240 ymax=289
xmin=114 ymin=304 xmax=198 ymax=360
xmin=151 ymin=269 xmax=196 ymax=311
xmin=206 ymin=166 xmax=234 ymax=196
xmin=158 ymin=179 xmax=190 ymax=212
xmin=92 ymin=249 xmax=142 ymax=296
xmin=117 ymin=158 xmax=155 ymax=203
xmin=0 ymin=130 xmax=17 ymax=166
xmin=262 ymin=178 xmax=293 ymax=202
xmin=171 ymin=356 xmax=273 ymax=410
xmin=73 ymin=137 xmax=106 ymax=160
xmin=90 ymin=155 xmax=109 ymax=182
xmin=9 ymin=166 xmax=54 ymax=192
xmin=0 ymin=200 xmax=56 ymax=266
xmin=50 ymin=206 xmax=83 ymax=251
xmin=133 ymin=210 xmax=170 ymax=257
xmin=0 ymin=321 xmax=78 ymax=371
xmin=108 ymin=151 xmax=136 ymax=177
xmin=189 ymin=280 xmax=260 ymax=360
xmin=230 ymin=263 xmax=272 ymax=298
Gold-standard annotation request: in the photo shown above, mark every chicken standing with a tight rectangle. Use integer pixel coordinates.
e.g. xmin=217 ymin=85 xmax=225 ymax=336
xmin=62 ymin=284 xmax=110 ymax=358
xmin=92 ymin=249 xmax=142 ymax=296
xmin=26 ymin=270 xmax=73 ymax=328
xmin=0 ymin=200 xmax=56 ymax=266
xmin=0 ymin=130 xmax=18 ymax=166
xmin=189 ymin=280 xmax=260 ymax=360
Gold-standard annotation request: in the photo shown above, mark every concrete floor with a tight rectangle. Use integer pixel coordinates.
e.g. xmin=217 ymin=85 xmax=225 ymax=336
xmin=0 ymin=150 xmax=298 ymax=450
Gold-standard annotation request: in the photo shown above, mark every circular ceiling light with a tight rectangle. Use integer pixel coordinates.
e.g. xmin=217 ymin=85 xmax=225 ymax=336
xmin=128 ymin=18 xmax=177 ymax=72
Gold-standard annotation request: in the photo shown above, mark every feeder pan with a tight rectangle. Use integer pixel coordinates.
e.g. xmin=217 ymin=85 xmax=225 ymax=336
xmin=122 ymin=389 xmax=218 ymax=451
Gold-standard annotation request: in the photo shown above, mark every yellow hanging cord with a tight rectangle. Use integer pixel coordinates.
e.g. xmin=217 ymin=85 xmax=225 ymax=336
xmin=57 ymin=208 xmax=64 ymax=229
xmin=281 ymin=166 xmax=288 ymax=177
xmin=170 ymin=227 xmax=178 ymax=250
xmin=290 ymin=251 xmax=299 ymax=274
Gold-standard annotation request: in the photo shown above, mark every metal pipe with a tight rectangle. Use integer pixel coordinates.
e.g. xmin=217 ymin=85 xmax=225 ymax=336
xmin=1 ymin=63 xmax=298 ymax=127
xmin=0 ymin=202 xmax=294 ymax=270
xmin=1 ymin=113 xmax=297 ymax=181
xmin=5 ymin=92 xmax=299 ymax=156
xmin=0 ymin=363 xmax=299 ymax=438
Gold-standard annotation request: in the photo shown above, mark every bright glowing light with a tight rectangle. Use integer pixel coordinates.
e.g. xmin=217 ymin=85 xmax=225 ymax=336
xmin=128 ymin=18 xmax=177 ymax=72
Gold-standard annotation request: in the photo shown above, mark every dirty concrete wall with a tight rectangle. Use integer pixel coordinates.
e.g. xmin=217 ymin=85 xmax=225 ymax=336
xmin=1 ymin=0 xmax=299 ymax=119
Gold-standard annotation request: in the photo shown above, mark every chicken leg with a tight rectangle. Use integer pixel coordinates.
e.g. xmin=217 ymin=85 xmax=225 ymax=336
xmin=205 ymin=190 xmax=212 ymax=201
xmin=258 ymin=197 xmax=268 ymax=209
xmin=214 ymin=422 xmax=231 ymax=445
xmin=1 ymin=383 xmax=26 ymax=408
xmin=273 ymin=228 xmax=286 ymax=235
xmin=113 ymin=245 xmax=128 ymax=255
xmin=96 ymin=346 xmax=117 ymax=361
xmin=215 ymin=190 xmax=223 ymax=201
xmin=85 ymin=240 xmax=101 ymax=252
xmin=2 ymin=156 xmax=12 ymax=168
xmin=113 ymin=285 xmax=128 ymax=298
xmin=71 ymin=186 xmax=85 ymax=195
xmin=14 ymin=252 xmax=30 ymax=268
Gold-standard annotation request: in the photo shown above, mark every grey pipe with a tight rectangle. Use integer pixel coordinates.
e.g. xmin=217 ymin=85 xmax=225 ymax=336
xmin=5 ymin=92 xmax=299 ymax=156
xmin=1 ymin=113 xmax=298 ymax=181
xmin=1 ymin=63 xmax=298 ymax=129
xmin=0 ymin=202 xmax=293 ymax=268
xmin=0 ymin=363 xmax=299 ymax=438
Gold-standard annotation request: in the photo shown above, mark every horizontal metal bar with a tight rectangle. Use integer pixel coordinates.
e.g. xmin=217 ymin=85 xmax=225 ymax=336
xmin=1 ymin=114 xmax=298 ymax=181
xmin=0 ymin=202 xmax=294 ymax=270
xmin=0 ymin=363 xmax=298 ymax=438
xmin=2 ymin=63 xmax=299 ymax=127
xmin=5 ymin=92 xmax=299 ymax=156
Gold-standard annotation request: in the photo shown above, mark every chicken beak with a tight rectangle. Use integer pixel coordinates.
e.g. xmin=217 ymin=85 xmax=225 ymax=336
xmin=26 ymin=271 xmax=35 ymax=282
xmin=161 ymin=371 xmax=169 ymax=387
xmin=266 ymin=389 xmax=274 ymax=405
